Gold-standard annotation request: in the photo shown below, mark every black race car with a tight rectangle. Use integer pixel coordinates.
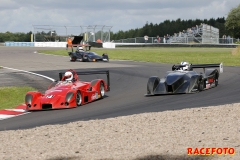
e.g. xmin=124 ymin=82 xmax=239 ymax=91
xmin=146 ymin=62 xmax=223 ymax=95
xmin=68 ymin=50 xmax=109 ymax=62
xmin=67 ymin=35 xmax=109 ymax=62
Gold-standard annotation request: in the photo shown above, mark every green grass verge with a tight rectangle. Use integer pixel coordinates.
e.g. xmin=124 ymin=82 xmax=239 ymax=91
xmin=39 ymin=47 xmax=240 ymax=66
xmin=0 ymin=86 xmax=36 ymax=110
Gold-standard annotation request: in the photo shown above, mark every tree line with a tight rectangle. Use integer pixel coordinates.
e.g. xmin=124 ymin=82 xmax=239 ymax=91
xmin=0 ymin=31 xmax=32 ymax=42
xmin=110 ymin=17 xmax=228 ymax=40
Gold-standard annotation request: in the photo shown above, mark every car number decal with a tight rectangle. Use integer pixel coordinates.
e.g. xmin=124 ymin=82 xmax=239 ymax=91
xmin=91 ymin=92 xmax=98 ymax=100
xmin=46 ymin=95 xmax=54 ymax=98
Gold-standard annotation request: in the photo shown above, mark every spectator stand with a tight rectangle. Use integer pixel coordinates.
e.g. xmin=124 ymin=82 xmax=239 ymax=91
xmin=170 ymin=24 xmax=219 ymax=44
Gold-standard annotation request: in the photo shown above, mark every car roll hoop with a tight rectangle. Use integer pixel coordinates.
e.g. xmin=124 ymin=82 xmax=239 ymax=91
xmin=59 ymin=70 xmax=110 ymax=91
xmin=172 ymin=64 xmax=193 ymax=71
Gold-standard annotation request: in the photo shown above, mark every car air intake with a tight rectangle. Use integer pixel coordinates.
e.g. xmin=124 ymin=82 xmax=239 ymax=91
xmin=167 ymin=85 xmax=173 ymax=93
xmin=42 ymin=104 xmax=52 ymax=110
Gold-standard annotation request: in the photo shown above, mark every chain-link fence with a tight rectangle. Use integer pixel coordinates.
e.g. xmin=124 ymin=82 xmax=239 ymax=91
xmin=32 ymin=25 xmax=112 ymax=43
xmin=114 ymin=37 xmax=239 ymax=44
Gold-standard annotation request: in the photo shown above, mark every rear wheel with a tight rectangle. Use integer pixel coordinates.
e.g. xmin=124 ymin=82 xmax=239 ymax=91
xmin=198 ymin=78 xmax=204 ymax=92
xmin=100 ymin=82 xmax=105 ymax=98
xmin=76 ymin=91 xmax=82 ymax=106
xmin=214 ymin=73 xmax=218 ymax=87
xmin=70 ymin=57 xmax=76 ymax=62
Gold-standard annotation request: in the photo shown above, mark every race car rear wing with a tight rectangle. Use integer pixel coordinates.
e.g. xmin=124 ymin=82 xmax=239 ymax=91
xmin=59 ymin=70 xmax=110 ymax=91
xmin=70 ymin=36 xmax=91 ymax=51
xmin=172 ymin=63 xmax=223 ymax=73
xmin=191 ymin=63 xmax=223 ymax=73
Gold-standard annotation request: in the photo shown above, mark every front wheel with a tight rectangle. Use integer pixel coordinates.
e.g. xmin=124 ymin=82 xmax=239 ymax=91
xmin=76 ymin=91 xmax=82 ymax=106
xmin=100 ymin=82 xmax=105 ymax=99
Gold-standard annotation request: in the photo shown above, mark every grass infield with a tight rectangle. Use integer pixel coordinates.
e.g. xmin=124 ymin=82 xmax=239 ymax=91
xmin=0 ymin=86 xmax=36 ymax=109
xmin=40 ymin=46 xmax=240 ymax=66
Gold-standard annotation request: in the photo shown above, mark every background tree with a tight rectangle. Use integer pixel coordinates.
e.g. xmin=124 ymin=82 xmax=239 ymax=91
xmin=111 ymin=17 xmax=226 ymax=40
xmin=225 ymin=4 xmax=240 ymax=38
xmin=0 ymin=31 xmax=32 ymax=42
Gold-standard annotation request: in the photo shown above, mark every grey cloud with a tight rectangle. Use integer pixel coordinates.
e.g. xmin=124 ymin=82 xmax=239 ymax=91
xmin=0 ymin=0 xmax=239 ymax=33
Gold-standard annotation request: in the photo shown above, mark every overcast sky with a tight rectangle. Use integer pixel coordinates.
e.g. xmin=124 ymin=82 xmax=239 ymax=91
xmin=0 ymin=0 xmax=239 ymax=35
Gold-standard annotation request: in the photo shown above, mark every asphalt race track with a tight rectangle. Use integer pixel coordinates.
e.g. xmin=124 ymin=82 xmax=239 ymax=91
xmin=0 ymin=46 xmax=240 ymax=131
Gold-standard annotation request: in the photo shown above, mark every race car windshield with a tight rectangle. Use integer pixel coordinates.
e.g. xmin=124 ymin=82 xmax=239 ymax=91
xmin=88 ymin=52 xmax=98 ymax=56
xmin=48 ymin=81 xmax=59 ymax=89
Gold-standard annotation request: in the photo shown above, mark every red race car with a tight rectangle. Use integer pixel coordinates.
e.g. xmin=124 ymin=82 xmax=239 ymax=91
xmin=25 ymin=69 xmax=110 ymax=111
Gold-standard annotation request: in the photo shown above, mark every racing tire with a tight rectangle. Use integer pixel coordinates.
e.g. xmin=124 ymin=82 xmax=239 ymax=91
xmin=76 ymin=91 xmax=82 ymax=106
xmin=103 ymin=58 xmax=109 ymax=62
xmin=103 ymin=54 xmax=109 ymax=62
xmin=198 ymin=78 xmax=204 ymax=92
xmin=70 ymin=57 xmax=76 ymax=62
xmin=99 ymin=82 xmax=105 ymax=99
xmin=214 ymin=73 xmax=218 ymax=87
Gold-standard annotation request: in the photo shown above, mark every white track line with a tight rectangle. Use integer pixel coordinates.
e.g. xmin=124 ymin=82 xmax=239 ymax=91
xmin=0 ymin=112 xmax=30 ymax=120
xmin=1 ymin=66 xmax=55 ymax=82
xmin=0 ymin=66 xmax=55 ymax=120
xmin=5 ymin=109 xmax=26 ymax=112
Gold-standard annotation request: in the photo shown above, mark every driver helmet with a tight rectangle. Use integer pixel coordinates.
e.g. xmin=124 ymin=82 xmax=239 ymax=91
xmin=78 ymin=46 xmax=84 ymax=51
xmin=180 ymin=61 xmax=190 ymax=71
xmin=63 ymin=71 xmax=73 ymax=81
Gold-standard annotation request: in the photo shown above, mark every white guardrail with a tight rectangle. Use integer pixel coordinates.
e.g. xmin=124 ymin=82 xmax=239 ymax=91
xmin=34 ymin=42 xmax=66 ymax=47
xmin=4 ymin=42 xmax=116 ymax=48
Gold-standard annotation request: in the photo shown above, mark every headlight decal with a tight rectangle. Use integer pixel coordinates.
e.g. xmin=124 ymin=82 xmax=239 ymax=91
xmin=25 ymin=94 xmax=33 ymax=104
xmin=66 ymin=92 xmax=74 ymax=102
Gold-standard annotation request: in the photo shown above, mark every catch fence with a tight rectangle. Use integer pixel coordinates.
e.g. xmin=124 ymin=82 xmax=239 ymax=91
xmin=32 ymin=25 xmax=112 ymax=43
